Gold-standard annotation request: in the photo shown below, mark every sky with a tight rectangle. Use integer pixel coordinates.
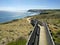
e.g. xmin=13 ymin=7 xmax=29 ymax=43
xmin=0 ymin=0 xmax=60 ymax=11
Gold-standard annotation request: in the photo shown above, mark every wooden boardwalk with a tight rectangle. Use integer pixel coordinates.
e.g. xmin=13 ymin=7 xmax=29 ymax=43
xmin=26 ymin=19 xmax=55 ymax=45
xmin=39 ymin=25 xmax=48 ymax=45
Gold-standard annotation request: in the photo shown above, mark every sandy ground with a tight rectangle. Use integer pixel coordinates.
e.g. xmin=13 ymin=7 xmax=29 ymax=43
xmin=27 ymin=17 xmax=32 ymax=23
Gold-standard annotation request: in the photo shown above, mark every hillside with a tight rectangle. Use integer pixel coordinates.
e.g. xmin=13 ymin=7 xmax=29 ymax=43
xmin=0 ymin=18 xmax=33 ymax=45
xmin=32 ymin=10 xmax=60 ymax=45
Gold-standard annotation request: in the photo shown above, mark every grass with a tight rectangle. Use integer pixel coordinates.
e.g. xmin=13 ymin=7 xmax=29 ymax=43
xmin=0 ymin=18 xmax=33 ymax=45
xmin=7 ymin=38 xmax=26 ymax=45
xmin=55 ymin=38 xmax=60 ymax=45
xmin=32 ymin=9 xmax=60 ymax=45
xmin=7 ymin=37 xmax=27 ymax=45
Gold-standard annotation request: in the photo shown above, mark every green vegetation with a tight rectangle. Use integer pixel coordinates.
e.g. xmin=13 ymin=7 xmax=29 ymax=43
xmin=32 ymin=9 xmax=60 ymax=45
xmin=7 ymin=37 xmax=27 ymax=45
xmin=0 ymin=18 xmax=33 ymax=45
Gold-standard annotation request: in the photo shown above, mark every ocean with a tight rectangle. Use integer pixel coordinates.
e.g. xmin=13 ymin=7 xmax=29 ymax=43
xmin=0 ymin=11 xmax=39 ymax=23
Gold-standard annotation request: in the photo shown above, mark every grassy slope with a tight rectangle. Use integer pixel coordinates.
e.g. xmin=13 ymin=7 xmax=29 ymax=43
xmin=7 ymin=37 xmax=27 ymax=45
xmin=32 ymin=10 xmax=60 ymax=45
xmin=0 ymin=18 xmax=33 ymax=45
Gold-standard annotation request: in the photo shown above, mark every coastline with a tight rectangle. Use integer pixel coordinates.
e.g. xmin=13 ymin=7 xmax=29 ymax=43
xmin=0 ymin=11 xmax=39 ymax=23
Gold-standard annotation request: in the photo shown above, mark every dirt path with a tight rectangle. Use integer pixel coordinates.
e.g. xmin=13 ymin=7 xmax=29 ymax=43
xmin=27 ymin=17 xmax=31 ymax=23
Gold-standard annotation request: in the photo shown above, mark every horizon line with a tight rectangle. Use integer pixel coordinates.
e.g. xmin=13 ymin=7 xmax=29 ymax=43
xmin=0 ymin=8 xmax=60 ymax=12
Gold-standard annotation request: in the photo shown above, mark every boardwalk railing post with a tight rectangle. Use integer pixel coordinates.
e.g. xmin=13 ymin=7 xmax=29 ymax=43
xmin=26 ymin=20 xmax=40 ymax=45
xmin=44 ymin=22 xmax=55 ymax=45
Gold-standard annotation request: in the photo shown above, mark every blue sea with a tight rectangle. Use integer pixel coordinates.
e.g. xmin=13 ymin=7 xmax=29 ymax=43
xmin=0 ymin=11 xmax=39 ymax=23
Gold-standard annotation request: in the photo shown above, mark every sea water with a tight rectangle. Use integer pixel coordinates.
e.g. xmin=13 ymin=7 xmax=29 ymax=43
xmin=0 ymin=11 xmax=39 ymax=23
